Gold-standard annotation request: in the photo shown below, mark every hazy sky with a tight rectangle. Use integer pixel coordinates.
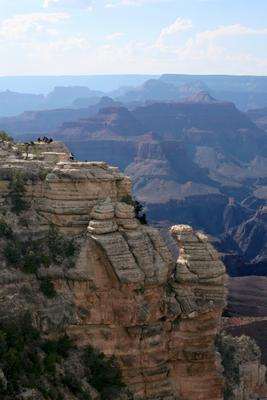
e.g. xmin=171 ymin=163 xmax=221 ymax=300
xmin=0 ymin=0 xmax=267 ymax=76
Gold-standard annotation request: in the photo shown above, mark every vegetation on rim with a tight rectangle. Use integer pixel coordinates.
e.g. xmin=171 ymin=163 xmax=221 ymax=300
xmin=120 ymin=195 xmax=147 ymax=225
xmin=8 ymin=171 xmax=29 ymax=214
xmin=1 ymin=221 xmax=79 ymax=298
xmin=0 ymin=314 xmax=126 ymax=400
xmin=216 ymin=332 xmax=262 ymax=400
xmin=0 ymin=131 xmax=13 ymax=142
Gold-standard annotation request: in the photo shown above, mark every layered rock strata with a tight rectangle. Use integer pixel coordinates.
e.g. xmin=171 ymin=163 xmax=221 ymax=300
xmin=36 ymin=161 xmax=131 ymax=235
xmin=0 ymin=141 xmax=228 ymax=400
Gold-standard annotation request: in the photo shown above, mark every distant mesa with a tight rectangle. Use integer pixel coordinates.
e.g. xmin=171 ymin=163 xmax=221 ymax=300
xmin=116 ymin=78 xmax=181 ymax=103
xmin=72 ymin=95 xmax=120 ymax=109
xmin=184 ymin=90 xmax=219 ymax=104
xmin=0 ymin=96 xmax=121 ymax=137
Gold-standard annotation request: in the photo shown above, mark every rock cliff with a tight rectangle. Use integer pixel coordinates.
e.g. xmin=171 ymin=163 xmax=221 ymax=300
xmin=0 ymin=139 xmax=241 ymax=399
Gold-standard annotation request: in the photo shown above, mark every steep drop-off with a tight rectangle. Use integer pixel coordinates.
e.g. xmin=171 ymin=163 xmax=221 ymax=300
xmin=0 ymin=139 xmax=233 ymax=399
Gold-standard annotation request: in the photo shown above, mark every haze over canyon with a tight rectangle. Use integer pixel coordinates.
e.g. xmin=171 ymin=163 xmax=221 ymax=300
xmin=0 ymin=73 xmax=267 ymax=400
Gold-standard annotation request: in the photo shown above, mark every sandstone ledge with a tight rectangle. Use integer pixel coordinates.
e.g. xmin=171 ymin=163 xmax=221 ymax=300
xmin=0 ymin=142 xmax=228 ymax=400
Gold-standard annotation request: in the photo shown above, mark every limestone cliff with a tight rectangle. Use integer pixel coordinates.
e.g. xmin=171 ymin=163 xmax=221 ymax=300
xmin=0 ymin=139 xmax=231 ymax=399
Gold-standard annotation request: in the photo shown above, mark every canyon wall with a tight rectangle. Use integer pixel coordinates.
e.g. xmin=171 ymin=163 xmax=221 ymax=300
xmin=0 ymin=141 xmax=228 ymax=399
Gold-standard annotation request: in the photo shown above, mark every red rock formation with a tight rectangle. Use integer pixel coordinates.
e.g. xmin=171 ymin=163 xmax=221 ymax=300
xmin=0 ymin=142 xmax=228 ymax=400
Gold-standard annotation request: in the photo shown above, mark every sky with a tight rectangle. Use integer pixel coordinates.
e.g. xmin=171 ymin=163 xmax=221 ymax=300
xmin=0 ymin=0 xmax=267 ymax=76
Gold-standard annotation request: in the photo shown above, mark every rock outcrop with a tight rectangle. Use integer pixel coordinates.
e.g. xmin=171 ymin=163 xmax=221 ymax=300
xmin=0 ymin=140 xmax=229 ymax=399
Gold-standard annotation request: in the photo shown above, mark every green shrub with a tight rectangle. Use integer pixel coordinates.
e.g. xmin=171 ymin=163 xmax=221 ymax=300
xmin=41 ymin=335 xmax=74 ymax=381
xmin=43 ymin=352 xmax=59 ymax=375
xmin=8 ymin=171 xmax=29 ymax=214
xmin=0 ymin=315 xmax=78 ymax=398
xmin=40 ymin=278 xmax=57 ymax=298
xmin=0 ymin=314 xmax=41 ymax=395
xmin=40 ymin=387 xmax=63 ymax=400
xmin=3 ymin=224 xmax=77 ymax=272
xmin=56 ymin=335 xmax=74 ymax=358
xmin=42 ymin=335 xmax=74 ymax=359
xmin=2 ymin=222 xmax=78 ymax=300
xmin=121 ymin=196 xmax=147 ymax=225
xmin=65 ymin=240 xmax=76 ymax=258
xmin=40 ymin=254 xmax=51 ymax=268
xmin=134 ymin=285 xmax=145 ymax=295
xmin=0 ymin=220 xmax=13 ymax=239
xmin=48 ymin=224 xmax=77 ymax=264
xmin=67 ymin=259 xmax=76 ymax=269
xmin=216 ymin=333 xmax=240 ymax=388
xmin=83 ymin=346 xmax=125 ymax=399
xmin=38 ymin=168 xmax=50 ymax=181
xmin=0 ymin=314 xmax=127 ymax=400
xmin=41 ymin=336 xmax=74 ymax=380
xmin=4 ymin=238 xmax=43 ymax=272
xmin=62 ymin=375 xmax=92 ymax=400
xmin=22 ymin=251 xmax=40 ymax=274
xmin=133 ymin=200 xmax=147 ymax=225
xmin=120 ymin=195 xmax=134 ymax=206
xmin=0 ymin=131 xmax=13 ymax=142
xmin=216 ymin=332 xmax=262 ymax=400
xmin=4 ymin=241 xmax=22 ymax=265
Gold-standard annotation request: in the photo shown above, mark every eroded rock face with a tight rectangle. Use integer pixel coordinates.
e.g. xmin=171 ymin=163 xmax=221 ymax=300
xmin=167 ymin=225 xmax=227 ymax=400
xmin=35 ymin=161 xmax=132 ymax=235
xmin=0 ymin=142 xmax=228 ymax=400
xmin=63 ymin=220 xmax=227 ymax=400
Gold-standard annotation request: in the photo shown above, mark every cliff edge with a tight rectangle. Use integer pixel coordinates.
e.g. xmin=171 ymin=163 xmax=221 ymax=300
xmin=0 ymin=138 xmax=252 ymax=399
